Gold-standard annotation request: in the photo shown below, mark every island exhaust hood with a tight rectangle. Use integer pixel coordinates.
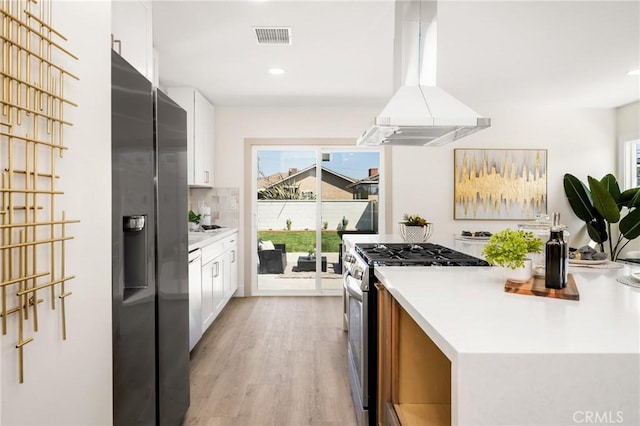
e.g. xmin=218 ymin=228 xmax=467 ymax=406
xmin=357 ymin=1 xmax=490 ymax=147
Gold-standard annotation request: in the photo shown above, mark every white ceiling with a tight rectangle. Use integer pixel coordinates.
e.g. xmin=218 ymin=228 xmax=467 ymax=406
xmin=153 ymin=1 xmax=640 ymax=110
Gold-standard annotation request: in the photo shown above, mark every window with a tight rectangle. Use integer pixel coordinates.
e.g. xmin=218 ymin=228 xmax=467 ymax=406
xmin=253 ymin=146 xmax=383 ymax=295
xmin=623 ymin=140 xmax=640 ymax=189
xmin=636 ymin=145 xmax=639 ymax=185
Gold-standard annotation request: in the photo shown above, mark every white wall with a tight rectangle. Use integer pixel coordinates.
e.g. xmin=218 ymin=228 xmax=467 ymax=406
xmin=616 ymin=101 xmax=640 ymax=144
xmin=1 ymin=1 xmax=112 ymax=425
xmin=616 ymin=101 xmax=640 ymax=255
xmin=391 ymin=106 xmax=617 ymax=247
xmin=214 ymin=106 xmax=380 ymax=296
xmin=215 ymin=105 xmax=620 ymax=296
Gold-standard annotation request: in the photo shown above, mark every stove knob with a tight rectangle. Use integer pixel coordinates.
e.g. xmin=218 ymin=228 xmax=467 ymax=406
xmin=344 ymin=254 xmax=355 ymax=263
xmin=353 ymin=269 xmax=363 ymax=280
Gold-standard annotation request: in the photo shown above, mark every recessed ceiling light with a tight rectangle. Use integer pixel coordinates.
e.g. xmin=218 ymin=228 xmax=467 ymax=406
xmin=269 ymin=67 xmax=285 ymax=75
xmin=628 ymin=69 xmax=640 ymax=76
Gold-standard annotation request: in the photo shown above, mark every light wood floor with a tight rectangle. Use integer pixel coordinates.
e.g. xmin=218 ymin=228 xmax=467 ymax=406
xmin=186 ymin=297 xmax=357 ymax=426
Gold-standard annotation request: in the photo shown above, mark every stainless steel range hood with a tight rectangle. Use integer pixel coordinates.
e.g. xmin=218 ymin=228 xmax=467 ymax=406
xmin=357 ymin=1 xmax=490 ymax=147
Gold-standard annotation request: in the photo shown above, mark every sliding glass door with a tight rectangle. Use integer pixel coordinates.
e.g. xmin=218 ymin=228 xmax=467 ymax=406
xmin=253 ymin=146 xmax=381 ymax=294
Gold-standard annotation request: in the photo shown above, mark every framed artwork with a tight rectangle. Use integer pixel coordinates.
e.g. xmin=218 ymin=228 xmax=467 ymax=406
xmin=453 ymin=149 xmax=548 ymax=220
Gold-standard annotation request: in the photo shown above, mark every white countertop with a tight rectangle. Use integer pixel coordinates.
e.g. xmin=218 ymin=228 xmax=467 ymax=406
xmin=345 ymin=233 xmax=640 ymax=424
xmin=188 ymin=228 xmax=238 ymax=251
xmin=345 ymin=233 xmax=640 ymax=359
xmin=375 ymin=265 xmax=640 ymax=361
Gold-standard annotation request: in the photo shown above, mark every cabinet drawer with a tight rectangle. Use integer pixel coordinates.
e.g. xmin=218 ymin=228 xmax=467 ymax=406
xmin=222 ymin=234 xmax=238 ymax=251
xmin=201 ymin=241 xmax=224 ymax=264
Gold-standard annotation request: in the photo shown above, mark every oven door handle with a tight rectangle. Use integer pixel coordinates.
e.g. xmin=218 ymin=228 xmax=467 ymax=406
xmin=345 ymin=275 xmax=363 ymax=302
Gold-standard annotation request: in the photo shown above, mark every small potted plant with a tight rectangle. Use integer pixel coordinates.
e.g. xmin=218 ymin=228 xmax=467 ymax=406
xmin=285 ymin=218 xmax=292 ymax=230
xmin=482 ymin=228 xmax=544 ymax=282
xmin=188 ymin=210 xmax=201 ymax=231
xmin=399 ymin=213 xmax=433 ymax=243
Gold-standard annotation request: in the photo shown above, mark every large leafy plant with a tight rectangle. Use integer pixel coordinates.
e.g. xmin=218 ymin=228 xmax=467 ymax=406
xmin=482 ymin=229 xmax=544 ymax=270
xmin=563 ymin=173 xmax=640 ymax=261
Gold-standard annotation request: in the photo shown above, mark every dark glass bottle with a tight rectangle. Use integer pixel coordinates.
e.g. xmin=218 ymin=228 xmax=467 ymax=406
xmin=545 ymin=213 xmax=566 ymax=289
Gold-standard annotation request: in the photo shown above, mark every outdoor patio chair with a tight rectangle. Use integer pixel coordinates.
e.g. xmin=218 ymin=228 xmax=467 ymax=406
xmin=258 ymin=241 xmax=287 ymax=274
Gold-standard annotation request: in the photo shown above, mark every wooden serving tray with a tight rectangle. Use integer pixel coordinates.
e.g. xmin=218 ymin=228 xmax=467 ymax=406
xmin=505 ymin=273 xmax=579 ymax=301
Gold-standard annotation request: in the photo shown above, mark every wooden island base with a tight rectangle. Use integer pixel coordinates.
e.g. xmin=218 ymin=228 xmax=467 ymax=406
xmin=378 ymin=284 xmax=452 ymax=426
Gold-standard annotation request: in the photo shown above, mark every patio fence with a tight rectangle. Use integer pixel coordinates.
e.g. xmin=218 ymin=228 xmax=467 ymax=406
xmin=257 ymin=200 xmax=377 ymax=231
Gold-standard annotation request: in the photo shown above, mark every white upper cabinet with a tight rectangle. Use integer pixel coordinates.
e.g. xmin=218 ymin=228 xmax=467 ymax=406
xmin=111 ymin=0 xmax=154 ymax=82
xmin=167 ymin=88 xmax=215 ymax=187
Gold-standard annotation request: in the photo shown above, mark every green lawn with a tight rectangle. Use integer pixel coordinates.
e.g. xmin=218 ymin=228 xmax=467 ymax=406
xmin=258 ymin=230 xmax=342 ymax=252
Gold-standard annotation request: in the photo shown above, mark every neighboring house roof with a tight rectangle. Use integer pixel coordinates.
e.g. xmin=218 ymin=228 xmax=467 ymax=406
xmin=347 ymin=173 xmax=379 ymax=188
xmin=258 ymin=165 xmax=357 ymax=190
xmin=257 ymin=171 xmax=291 ymax=190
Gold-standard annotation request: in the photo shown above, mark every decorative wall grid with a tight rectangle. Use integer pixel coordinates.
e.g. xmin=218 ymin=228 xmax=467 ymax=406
xmin=454 ymin=149 xmax=548 ymax=220
xmin=0 ymin=0 xmax=77 ymax=383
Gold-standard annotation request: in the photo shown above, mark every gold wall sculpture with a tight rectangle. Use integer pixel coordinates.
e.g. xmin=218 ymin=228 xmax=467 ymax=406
xmin=454 ymin=149 xmax=548 ymax=220
xmin=0 ymin=0 xmax=77 ymax=383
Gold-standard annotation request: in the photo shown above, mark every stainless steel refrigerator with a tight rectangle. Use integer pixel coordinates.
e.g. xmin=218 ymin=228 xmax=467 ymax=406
xmin=111 ymin=50 xmax=190 ymax=426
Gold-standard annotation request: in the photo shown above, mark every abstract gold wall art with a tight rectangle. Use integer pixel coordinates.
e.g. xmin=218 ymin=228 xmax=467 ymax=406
xmin=0 ymin=0 xmax=77 ymax=382
xmin=454 ymin=149 xmax=547 ymax=220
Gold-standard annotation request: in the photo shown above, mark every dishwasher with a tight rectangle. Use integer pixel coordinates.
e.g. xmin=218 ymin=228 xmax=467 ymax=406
xmin=188 ymin=248 xmax=202 ymax=351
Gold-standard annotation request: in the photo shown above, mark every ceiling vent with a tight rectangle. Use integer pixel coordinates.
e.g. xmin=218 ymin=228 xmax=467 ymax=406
xmin=254 ymin=27 xmax=292 ymax=45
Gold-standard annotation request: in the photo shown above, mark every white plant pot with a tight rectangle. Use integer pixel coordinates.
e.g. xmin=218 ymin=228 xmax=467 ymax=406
xmin=504 ymin=259 xmax=533 ymax=283
xmin=399 ymin=223 xmax=433 ymax=243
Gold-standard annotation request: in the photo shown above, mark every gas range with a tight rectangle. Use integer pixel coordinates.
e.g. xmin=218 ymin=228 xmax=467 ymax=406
xmin=354 ymin=242 xmax=490 ymax=267
xmin=344 ymin=242 xmax=490 ymax=426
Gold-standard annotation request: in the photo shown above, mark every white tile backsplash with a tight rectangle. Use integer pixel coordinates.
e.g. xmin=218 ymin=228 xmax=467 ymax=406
xmin=189 ymin=187 xmax=239 ymax=228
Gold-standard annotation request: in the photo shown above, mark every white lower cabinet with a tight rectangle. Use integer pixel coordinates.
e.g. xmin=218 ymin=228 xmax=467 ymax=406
xmin=188 ymin=250 xmax=202 ymax=351
xmin=212 ymin=253 xmax=226 ymax=315
xmin=200 ymin=240 xmax=224 ymax=332
xmin=201 ymin=260 xmax=213 ymax=330
xmin=223 ymin=236 xmax=238 ymax=299
xmin=189 ymin=231 xmax=239 ymax=350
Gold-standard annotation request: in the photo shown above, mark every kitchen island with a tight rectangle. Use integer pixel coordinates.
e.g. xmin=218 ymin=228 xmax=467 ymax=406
xmin=376 ymin=264 xmax=640 ymax=425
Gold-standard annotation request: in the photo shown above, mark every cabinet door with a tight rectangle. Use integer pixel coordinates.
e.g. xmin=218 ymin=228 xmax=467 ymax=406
xmin=193 ymin=91 xmax=213 ymax=186
xmin=188 ymin=256 xmax=203 ymax=351
xmin=167 ymin=88 xmax=213 ymax=187
xmin=204 ymin=102 xmax=215 ymax=186
xmin=212 ymin=254 xmax=225 ymax=315
xmin=224 ymin=245 xmax=238 ymax=298
xmin=111 ymin=0 xmax=153 ymax=81
xmin=201 ymin=260 xmax=216 ymax=331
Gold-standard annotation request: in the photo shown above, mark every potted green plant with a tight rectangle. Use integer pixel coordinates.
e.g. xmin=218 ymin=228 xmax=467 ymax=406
xmin=188 ymin=210 xmax=201 ymax=231
xmin=399 ymin=213 xmax=432 ymax=242
xmin=285 ymin=218 xmax=292 ymax=230
xmin=482 ymin=228 xmax=544 ymax=282
xmin=563 ymin=173 xmax=640 ymax=260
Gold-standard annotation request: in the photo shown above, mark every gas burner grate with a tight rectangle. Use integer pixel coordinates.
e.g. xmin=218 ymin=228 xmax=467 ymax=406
xmin=355 ymin=242 xmax=490 ymax=267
